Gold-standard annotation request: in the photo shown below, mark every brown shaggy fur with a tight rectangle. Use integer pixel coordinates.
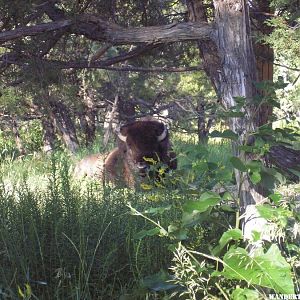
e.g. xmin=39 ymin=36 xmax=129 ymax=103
xmin=74 ymin=119 xmax=177 ymax=187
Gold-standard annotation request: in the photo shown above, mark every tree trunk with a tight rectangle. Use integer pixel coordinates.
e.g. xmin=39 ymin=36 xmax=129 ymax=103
xmin=117 ymin=97 xmax=136 ymax=123
xmin=11 ymin=116 xmax=26 ymax=156
xmin=188 ymin=0 xmax=262 ymax=206
xmin=103 ymin=94 xmax=119 ymax=149
xmin=187 ymin=0 xmax=223 ymax=98
xmin=79 ymin=75 xmax=97 ymax=147
xmin=253 ymin=0 xmax=274 ymax=126
xmin=197 ymin=98 xmax=212 ymax=144
xmin=213 ymin=0 xmax=264 ymax=208
xmin=49 ymin=99 xmax=79 ymax=153
xmin=41 ymin=117 xmax=56 ymax=154
xmin=187 ymin=0 xmax=270 ymax=240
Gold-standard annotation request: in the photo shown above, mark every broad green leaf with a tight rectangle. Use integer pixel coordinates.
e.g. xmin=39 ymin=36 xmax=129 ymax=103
xmin=219 ymin=204 xmax=236 ymax=212
xmin=192 ymin=161 xmax=208 ymax=173
xmin=181 ymin=211 xmax=204 ymax=226
xmin=209 ymin=130 xmax=223 ymax=138
xmin=251 ymin=230 xmax=262 ymax=242
xmin=145 ymin=205 xmax=171 ymax=215
xmin=210 ymin=130 xmax=238 ymax=140
xmin=219 ymin=129 xmax=239 ymax=139
xmin=168 ymin=225 xmax=188 ymax=240
xmin=246 ymin=160 xmax=262 ymax=172
xmin=218 ymin=107 xmax=245 ymax=118
xmin=268 ymin=192 xmax=282 ymax=204
xmin=183 ymin=192 xmax=221 ymax=214
xmin=231 ymin=287 xmax=261 ymax=300
xmin=230 ymin=157 xmax=247 ymax=172
xmin=213 ymin=244 xmax=294 ymax=294
xmin=259 ymin=167 xmax=285 ymax=191
xmin=215 ymin=168 xmax=233 ymax=182
xmin=239 ymin=145 xmax=260 ymax=153
xmin=207 ymin=162 xmax=218 ymax=170
xmin=256 ymin=204 xmax=292 ymax=227
xmin=234 ymin=96 xmax=246 ymax=105
xmin=250 ymin=171 xmax=261 ymax=184
xmin=142 ymin=270 xmax=179 ymax=292
xmin=134 ymin=227 xmax=163 ymax=239
xmin=222 ymin=192 xmax=234 ymax=201
xmin=212 ymin=228 xmax=243 ymax=255
xmin=223 ymin=111 xmax=245 ymax=118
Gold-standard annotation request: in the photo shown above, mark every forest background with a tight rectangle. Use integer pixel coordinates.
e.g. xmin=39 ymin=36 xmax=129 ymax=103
xmin=0 ymin=0 xmax=300 ymax=299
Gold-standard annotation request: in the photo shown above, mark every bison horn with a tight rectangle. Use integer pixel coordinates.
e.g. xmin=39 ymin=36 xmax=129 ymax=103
xmin=157 ymin=124 xmax=167 ymax=142
xmin=117 ymin=130 xmax=127 ymax=142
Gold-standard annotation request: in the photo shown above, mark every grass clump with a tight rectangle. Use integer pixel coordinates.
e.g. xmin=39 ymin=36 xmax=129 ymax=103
xmin=0 ymin=155 xmax=180 ymax=299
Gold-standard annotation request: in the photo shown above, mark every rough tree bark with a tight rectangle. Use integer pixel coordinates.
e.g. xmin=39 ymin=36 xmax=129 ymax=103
xmin=188 ymin=0 xmax=262 ymax=207
xmin=214 ymin=0 xmax=264 ymax=207
xmin=11 ymin=116 xmax=26 ymax=155
xmin=253 ymin=0 xmax=274 ymax=127
xmin=197 ymin=98 xmax=213 ymax=144
xmin=103 ymin=94 xmax=119 ymax=149
xmin=78 ymin=75 xmax=97 ymax=147
xmin=0 ymin=17 xmax=214 ymax=44
xmin=49 ymin=99 xmax=79 ymax=153
xmin=41 ymin=117 xmax=56 ymax=154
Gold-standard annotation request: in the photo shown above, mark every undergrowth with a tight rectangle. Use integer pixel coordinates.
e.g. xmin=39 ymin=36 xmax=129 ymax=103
xmin=0 ymin=138 xmax=299 ymax=299
xmin=0 ymin=156 xmax=182 ymax=299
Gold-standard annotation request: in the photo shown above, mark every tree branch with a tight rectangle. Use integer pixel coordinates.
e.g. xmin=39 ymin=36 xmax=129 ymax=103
xmin=273 ymin=61 xmax=300 ymax=72
xmin=0 ymin=14 xmax=214 ymax=45
xmin=0 ymin=20 xmax=72 ymax=44
xmin=87 ymin=65 xmax=204 ymax=72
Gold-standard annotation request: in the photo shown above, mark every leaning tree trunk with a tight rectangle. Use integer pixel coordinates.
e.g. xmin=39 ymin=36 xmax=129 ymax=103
xmin=11 ymin=116 xmax=26 ymax=156
xmin=41 ymin=117 xmax=56 ymax=154
xmin=79 ymin=75 xmax=97 ymax=147
xmin=197 ymin=98 xmax=212 ymax=144
xmin=49 ymin=99 xmax=79 ymax=153
xmin=103 ymin=94 xmax=119 ymax=149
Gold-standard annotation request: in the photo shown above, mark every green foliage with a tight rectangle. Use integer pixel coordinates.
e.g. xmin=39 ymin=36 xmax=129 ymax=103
xmin=0 ymin=155 xmax=183 ymax=299
xmin=0 ymin=127 xmax=299 ymax=299
xmin=210 ymin=129 xmax=239 ymax=140
xmin=0 ymin=120 xmax=44 ymax=160
xmin=126 ymin=80 xmax=300 ymax=298
xmin=19 ymin=120 xmax=44 ymax=153
xmin=0 ymin=87 xmax=22 ymax=114
xmin=231 ymin=287 xmax=261 ymax=300
xmin=183 ymin=191 xmax=221 ymax=214
xmin=213 ymin=245 xmax=294 ymax=294
xmin=212 ymin=228 xmax=243 ymax=256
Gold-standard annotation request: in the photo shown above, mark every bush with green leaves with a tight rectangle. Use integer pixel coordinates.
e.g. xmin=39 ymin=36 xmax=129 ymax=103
xmin=128 ymin=81 xmax=300 ymax=299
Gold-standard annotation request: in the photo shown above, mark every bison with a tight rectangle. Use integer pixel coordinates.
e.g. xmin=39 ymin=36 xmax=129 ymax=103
xmin=74 ymin=118 xmax=177 ymax=187
xmin=73 ymin=153 xmax=105 ymax=178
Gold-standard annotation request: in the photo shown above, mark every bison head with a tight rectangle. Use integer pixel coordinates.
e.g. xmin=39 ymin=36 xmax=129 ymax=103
xmin=117 ymin=119 xmax=174 ymax=177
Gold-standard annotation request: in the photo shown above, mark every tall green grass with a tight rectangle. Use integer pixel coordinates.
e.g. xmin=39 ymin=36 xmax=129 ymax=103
xmin=0 ymin=155 xmax=187 ymax=299
xmin=0 ymin=138 xmax=234 ymax=299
